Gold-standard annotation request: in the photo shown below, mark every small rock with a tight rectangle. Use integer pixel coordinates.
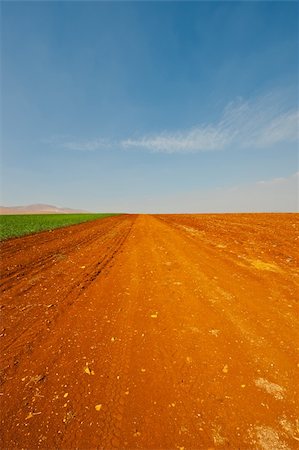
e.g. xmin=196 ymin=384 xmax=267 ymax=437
xmin=222 ymin=365 xmax=228 ymax=374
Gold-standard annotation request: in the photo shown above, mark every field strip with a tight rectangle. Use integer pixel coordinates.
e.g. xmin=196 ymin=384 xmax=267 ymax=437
xmin=0 ymin=213 xmax=118 ymax=240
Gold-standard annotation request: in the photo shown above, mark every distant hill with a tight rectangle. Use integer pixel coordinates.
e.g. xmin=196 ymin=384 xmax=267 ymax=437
xmin=0 ymin=204 xmax=88 ymax=215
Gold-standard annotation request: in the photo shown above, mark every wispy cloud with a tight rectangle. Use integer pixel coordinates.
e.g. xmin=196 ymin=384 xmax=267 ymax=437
xmin=252 ymin=111 xmax=299 ymax=148
xmin=45 ymin=91 xmax=298 ymax=154
xmin=257 ymin=171 xmax=299 ymax=186
xmin=121 ymin=93 xmax=299 ymax=153
xmin=122 ymin=125 xmax=232 ymax=153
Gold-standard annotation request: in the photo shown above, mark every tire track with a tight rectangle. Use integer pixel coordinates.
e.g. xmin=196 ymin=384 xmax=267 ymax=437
xmin=0 ymin=216 xmax=131 ymax=294
xmin=0 ymin=216 xmax=136 ymax=381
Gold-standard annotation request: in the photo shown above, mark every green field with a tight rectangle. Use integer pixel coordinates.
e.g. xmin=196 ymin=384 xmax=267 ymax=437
xmin=0 ymin=213 xmax=118 ymax=240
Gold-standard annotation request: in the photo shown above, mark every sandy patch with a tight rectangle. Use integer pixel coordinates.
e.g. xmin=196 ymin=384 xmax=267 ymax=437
xmin=249 ymin=425 xmax=290 ymax=450
xmin=254 ymin=378 xmax=285 ymax=400
xmin=250 ymin=259 xmax=281 ymax=273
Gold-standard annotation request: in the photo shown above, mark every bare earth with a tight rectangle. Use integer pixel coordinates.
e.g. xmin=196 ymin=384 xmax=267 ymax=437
xmin=0 ymin=213 xmax=298 ymax=449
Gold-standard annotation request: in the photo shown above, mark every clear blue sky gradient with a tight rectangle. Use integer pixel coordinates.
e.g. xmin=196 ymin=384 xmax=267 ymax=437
xmin=1 ymin=1 xmax=298 ymax=212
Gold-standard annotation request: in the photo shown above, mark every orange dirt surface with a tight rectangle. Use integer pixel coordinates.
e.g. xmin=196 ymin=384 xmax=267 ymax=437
xmin=0 ymin=213 xmax=299 ymax=449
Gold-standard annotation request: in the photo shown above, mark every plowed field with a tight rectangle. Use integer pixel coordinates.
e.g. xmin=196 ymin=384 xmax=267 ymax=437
xmin=1 ymin=213 xmax=298 ymax=449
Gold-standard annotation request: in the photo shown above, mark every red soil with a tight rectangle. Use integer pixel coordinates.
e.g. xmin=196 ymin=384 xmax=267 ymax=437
xmin=0 ymin=213 xmax=298 ymax=449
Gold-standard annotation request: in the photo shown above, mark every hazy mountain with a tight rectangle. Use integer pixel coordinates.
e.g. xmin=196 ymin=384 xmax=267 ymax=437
xmin=0 ymin=204 xmax=88 ymax=215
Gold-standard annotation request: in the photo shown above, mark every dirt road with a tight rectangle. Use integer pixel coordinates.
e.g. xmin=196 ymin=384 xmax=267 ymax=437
xmin=1 ymin=213 xmax=298 ymax=449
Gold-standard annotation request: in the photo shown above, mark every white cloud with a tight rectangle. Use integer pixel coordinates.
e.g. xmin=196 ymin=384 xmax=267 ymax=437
xmin=121 ymin=93 xmax=299 ymax=153
xmin=252 ymin=111 xmax=299 ymax=147
xmin=45 ymin=91 xmax=298 ymax=154
xmin=122 ymin=125 xmax=232 ymax=153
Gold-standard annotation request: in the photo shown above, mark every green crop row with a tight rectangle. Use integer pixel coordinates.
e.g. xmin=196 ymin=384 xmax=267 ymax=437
xmin=0 ymin=213 xmax=118 ymax=240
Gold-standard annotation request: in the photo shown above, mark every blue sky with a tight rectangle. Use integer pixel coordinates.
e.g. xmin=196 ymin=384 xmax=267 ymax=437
xmin=1 ymin=1 xmax=298 ymax=212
